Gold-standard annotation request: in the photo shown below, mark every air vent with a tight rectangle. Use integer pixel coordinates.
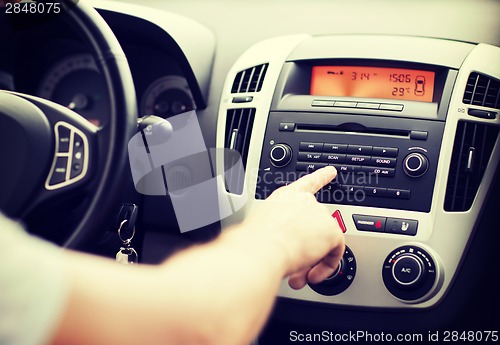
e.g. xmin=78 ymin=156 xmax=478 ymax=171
xmin=463 ymin=72 xmax=500 ymax=110
xmin=231 ymin=64 xmax=268 ymax=93
xmin=444 ymin=121 xmax=499 ymax=212
xmin=224 ymin=108 xmax=255 ymax=194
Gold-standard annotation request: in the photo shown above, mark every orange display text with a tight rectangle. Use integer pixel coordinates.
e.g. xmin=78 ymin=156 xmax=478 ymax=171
xmin=311 ymin=66 xmax=435 ymax=102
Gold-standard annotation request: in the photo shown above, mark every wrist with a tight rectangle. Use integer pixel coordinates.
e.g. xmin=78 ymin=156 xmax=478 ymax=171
xmin=222 ymin=222 xmax=291 ymax=278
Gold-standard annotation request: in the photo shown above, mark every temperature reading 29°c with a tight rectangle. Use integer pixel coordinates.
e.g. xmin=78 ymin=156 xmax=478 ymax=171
xmin=311 ymin=66 xmax=435 ymax=102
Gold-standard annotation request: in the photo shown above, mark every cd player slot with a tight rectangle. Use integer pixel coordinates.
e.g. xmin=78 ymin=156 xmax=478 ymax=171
xmin=296 ymin=123 xmax=410 ymax=139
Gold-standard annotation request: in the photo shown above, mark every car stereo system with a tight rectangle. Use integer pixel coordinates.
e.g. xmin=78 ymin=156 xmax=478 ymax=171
xmin=217 ymin=35 xmax=500 ymax=308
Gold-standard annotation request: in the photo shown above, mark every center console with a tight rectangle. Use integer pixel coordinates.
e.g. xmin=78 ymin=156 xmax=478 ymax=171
xmin=216 ymin=35 xmax=500 ymax=308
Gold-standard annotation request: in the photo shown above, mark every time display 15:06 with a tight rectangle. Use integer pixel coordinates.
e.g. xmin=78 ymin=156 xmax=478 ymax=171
xmin=310 ymin=66 xmax=435 ymax=102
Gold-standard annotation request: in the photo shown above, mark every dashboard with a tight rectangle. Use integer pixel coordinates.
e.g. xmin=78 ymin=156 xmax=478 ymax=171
xmin=216 ymin=34 xmax=500 ymax=312
xmin=1 ymin=0 xmax=499 ymax=339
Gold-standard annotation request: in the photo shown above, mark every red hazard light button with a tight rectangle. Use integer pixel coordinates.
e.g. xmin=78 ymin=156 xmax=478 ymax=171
xmin=332 ymin=210 xmax=347 ymax=233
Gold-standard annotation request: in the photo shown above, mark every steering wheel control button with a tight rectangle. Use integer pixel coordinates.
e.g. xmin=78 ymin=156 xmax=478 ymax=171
xmin=352 ymin=214 xmax=386 ymax=232
xmin=49 ymin=157 xmax=69 ymax=185
xmin=332 ymin=210 xmax=347 ymax=233
xmin=46 ymin=122 xmax=89 ymax=190
xmin=383 ymin=246 xmax=437 ymax=302
xmin=57 ymin=126 xmax=71 ymax=153
xmin=386 ymin=218 xmax=418 ymax=236
xmin=403 ymin=152 xmax=429 ymax=177
xmin=269 ymin=143 xmax=292 ymax=167
xmin=309 ymin=245 xmax=356 ymax=296
xmin=392 ymin=255 xmax=423 ymax=286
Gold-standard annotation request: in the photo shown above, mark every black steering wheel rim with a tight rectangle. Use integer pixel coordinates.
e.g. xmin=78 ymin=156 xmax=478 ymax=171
xmin=61 ymin=1 xmax=137 ymax=249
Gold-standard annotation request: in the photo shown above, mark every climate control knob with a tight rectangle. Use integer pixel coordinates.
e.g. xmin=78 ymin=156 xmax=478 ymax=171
xmin=309 ymin=246 xmax=356 ymax=296
xmin=403 ymin=152 xmax=429 ymax=177
xmin=269 ymin=143 xmax=292 ymax=168
xmin=391 ymin=254 xmax=425 ymax=287
xmin=382 ymin=246 xmax=437 ymax=301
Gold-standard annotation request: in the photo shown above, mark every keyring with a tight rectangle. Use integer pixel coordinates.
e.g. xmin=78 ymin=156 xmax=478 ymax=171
xmin=117 ymin=219 xmax=135 ymax=244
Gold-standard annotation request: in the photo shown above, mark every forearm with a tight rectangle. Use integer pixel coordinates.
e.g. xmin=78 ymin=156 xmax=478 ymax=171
xmin=52 ymin=224 xmax=289 ymax=345
xmin=157 ymin=223 xmax=289 ymax=345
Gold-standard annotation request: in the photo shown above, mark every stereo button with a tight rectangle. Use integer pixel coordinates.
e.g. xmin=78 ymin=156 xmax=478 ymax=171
xmin=321 ymin=153 xmax=346 ymax=163
xmin=372 ymin=147 xmax=398 ymax=157
xmin=298 ymin=152 xmax=322 ymax=161
xmin=346 ymin=155 xmax=371 ymax=165
xmin=371 ymin=157 xmax=397 ymax=167
xmin=364 ymin=186 xmax=388 ymax=197
xmin=333 ymin=165 xmax=361 ymax=174
xmin=296 ymin=162 xmax=327 ymax=172
xmin=299 ymin=142 xmax=324 ymax=151
xmin=387 ymin=188 xmax=411 ymax=199
xmin=324 ymin=144 xmax=348 ymax=153
xmin=279 ymin=122 xmax=295 ymax=132
xmin=362 ymin=166 xmax=395 ymax=177
xmin=347 ymin=145 xmax=373 ymax=155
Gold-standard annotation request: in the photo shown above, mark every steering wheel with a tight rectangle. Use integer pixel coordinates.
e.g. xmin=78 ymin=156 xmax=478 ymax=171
xmin=0 ymin=1 xmax=137 ymax=250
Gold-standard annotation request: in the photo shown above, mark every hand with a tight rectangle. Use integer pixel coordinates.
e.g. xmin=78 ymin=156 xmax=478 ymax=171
xmin=243 ymin=166 xmax=345 ymax=290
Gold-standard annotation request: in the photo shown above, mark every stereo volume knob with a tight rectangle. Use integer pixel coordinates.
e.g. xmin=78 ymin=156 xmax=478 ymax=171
xmin=403 ymin=152 xmax=429 ymax=177
xmin=269 ymin=144 xmax=292 ymax=168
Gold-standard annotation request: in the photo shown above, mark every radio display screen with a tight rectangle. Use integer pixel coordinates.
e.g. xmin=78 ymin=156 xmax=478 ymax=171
xmin=310 ymin=66 xmax=435 ymax=102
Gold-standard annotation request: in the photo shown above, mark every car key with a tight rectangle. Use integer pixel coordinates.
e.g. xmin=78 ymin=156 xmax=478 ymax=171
xmin=115 ymin=219 xmax=139 ymax=264
xmin=116 ymin=246 xmax=138 ymax=264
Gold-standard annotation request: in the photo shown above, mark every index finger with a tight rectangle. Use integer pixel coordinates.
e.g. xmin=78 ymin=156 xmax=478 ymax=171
xmin=289 ymin=166 xmax=337 ymax=194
